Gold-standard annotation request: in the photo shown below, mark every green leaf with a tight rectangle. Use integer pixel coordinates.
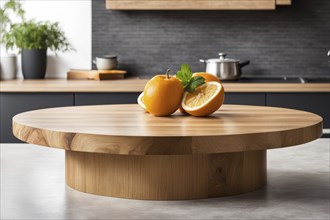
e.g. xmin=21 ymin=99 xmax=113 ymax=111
xmin=175 ymin=64 xmax=206 ymax=92
xmin=176 ymin=64 xmax=193 ymax=86
xmin=1 ymin=19 xmax=74 ymax=52
xmin=186 ymin=76 xmax=205 ymax=93
xmin=180 ymin=78 xmax=190 ymax=88
xmin=180 ymin=64 xmax=193 ymax=79
xmin=176 ymin=71 xmax=185 ymax=83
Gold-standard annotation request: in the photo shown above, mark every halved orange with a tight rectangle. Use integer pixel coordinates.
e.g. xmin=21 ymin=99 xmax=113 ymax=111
xmin=193 ymin=72 xmax=221 ymax=83
xmin=182 ymin=81 xmax=225 ymax=117
xmin=178 ymin=72 xmax=220 ymax=114
xmin=137 ymin=92 xmax=148 ymax=112
xmin=178 ymin=105 xmax=187 ymax=114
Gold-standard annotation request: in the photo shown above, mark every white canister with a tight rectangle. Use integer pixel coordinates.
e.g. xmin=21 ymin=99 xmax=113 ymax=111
xmin=0 ymin=54 xmax=17 ymax=80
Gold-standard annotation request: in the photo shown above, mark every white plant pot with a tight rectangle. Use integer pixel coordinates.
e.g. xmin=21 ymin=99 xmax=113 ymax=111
xmin=0 ymin=54 xmax=17 ymax=80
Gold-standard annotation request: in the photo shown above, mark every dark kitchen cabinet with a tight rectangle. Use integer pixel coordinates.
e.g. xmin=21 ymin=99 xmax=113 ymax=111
xmin=267 ymin=93 xmax=330 ymax=128
xmin=0 ymin=93 xmax=74 ymax=143
xmin=75 ymin=93 xmax=140 ymax=105
xmin=224 ymin=93 xmax=266 ymax=106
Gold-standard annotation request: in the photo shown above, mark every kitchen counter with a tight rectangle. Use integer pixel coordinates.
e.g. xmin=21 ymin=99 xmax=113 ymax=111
xmin=0 ymin=79 xmax=329 ymax=93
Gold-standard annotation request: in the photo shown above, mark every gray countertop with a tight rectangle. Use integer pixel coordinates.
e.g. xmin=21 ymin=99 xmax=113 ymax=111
xmin=1 ymin=139 xmax=329 ymax=220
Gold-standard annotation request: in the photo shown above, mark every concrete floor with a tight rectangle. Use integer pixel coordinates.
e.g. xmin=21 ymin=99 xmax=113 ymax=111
xmin=1 ymin=139 xmax=329 ymax=220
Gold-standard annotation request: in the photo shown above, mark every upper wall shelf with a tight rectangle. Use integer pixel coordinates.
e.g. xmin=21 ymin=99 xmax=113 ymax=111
xmin=106 ymin=0 xmax=291 ymax=10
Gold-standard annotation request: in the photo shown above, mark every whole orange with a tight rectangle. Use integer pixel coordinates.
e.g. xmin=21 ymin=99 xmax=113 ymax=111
xmin=193 ymin=72 xmax=221 ymax=83
xmin=144 ymin=70 xmax=184 ymax=116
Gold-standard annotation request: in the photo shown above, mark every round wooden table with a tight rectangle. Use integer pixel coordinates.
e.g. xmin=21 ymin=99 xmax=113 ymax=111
xmin=13 ymin=104 xmax=322 ymax=200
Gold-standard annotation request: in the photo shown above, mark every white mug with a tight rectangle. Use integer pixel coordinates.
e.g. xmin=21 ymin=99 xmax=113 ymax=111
xmin=0 ymin=54 xmax=17 ymax=80
xmin=93 ymin=55 xmax=118 ymax=70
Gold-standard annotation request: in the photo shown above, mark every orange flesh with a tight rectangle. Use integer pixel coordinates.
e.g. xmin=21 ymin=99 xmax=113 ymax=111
xmin=184 ymin=84 xmax=218 ymax=108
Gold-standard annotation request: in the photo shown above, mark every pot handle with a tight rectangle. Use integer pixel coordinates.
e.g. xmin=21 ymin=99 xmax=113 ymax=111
xmin=239 ymin=60 xmax=250 ymax=68
xmin=200 ymin=59 xmax=206 ymax=63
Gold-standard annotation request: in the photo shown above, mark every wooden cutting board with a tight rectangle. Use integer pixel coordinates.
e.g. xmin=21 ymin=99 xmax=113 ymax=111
xmin=67 ymin=69 xmax=127 ymax=80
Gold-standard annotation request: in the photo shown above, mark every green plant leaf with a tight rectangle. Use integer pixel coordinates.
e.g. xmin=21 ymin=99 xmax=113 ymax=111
xmin=175 ymin=64 xmax=206 ymax=93
xmin=176 ymin=64 xmax=193 ymax=86
xmin=180 ymin=64 xmax=193 ymax=80
xmin=186 ymin=76 xmax=205 ymax=93
xmin=2 ymin=19 xmax=74 ymax=52
xmin=176 ymin=71 xmax=188 ymax=87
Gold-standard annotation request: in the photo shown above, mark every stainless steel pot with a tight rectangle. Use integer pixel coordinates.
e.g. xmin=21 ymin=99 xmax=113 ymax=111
xmin=200 ymin=53 xmax=250 ymax=80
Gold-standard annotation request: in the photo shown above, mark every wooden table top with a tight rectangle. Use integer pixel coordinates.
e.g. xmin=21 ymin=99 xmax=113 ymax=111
xmin=13 ymin=104 xmax=323 ymax=155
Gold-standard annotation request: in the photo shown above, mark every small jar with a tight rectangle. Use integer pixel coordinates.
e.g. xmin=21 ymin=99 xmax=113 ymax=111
xmin=0 ymin=54 xmax=17 ymax=80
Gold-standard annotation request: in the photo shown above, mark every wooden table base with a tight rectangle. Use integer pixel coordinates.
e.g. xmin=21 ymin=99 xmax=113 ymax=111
xmin=65 ymin=150 xmax=267 ymax=200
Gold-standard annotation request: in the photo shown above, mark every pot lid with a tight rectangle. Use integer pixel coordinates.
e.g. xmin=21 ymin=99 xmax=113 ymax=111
xmin=204 ymin=53 xmax=239 ymax=63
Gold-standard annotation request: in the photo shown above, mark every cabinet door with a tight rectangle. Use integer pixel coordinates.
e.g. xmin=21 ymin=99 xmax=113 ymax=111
xmin=267 ymin=93 xmax=330 ymax=128
xmin=0 ymin=93 xmax=73 ymax=143
xmin=224 ymin=93 xmax=266 ymax=106
xmin=75 ymin=93 xmax=140 ymax=105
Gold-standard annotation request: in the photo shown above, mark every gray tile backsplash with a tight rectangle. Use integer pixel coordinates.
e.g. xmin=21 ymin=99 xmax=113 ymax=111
xmin=92 ymin=0 xmax=330 ymax=78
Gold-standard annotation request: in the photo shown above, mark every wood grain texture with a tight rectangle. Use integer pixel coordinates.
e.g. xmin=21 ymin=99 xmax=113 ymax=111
xmin=13 ymin=104 xmax=322 ymax=155
xmin=1 ymin=79 xmax=329 ymax=92
xmin=65 ymin=150 xmax=266 ymax=200
xmin=106 ymin=0 xmax=275 ymax=10
xmin=67 ymin=69 xmax=127 ymax=80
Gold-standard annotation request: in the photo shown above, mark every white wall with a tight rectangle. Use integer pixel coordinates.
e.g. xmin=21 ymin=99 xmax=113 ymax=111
xmin=12 ymin=0 xmax=92 ymax=78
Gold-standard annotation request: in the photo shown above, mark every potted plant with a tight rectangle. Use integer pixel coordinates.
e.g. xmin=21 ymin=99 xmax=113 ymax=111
xmin=0 ymin=0 xmax=73 ymax=79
